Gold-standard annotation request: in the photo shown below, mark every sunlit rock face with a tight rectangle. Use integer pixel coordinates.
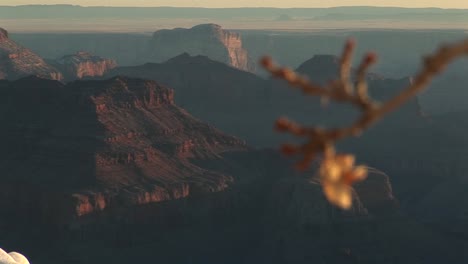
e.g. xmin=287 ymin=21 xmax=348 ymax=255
xmin=0 ymin=27 xmax=63 ymax=81
xmin=149 ymin=24 xmax=256 ymax=72
xmin=51 ymin=51 xmax=117 ymax=81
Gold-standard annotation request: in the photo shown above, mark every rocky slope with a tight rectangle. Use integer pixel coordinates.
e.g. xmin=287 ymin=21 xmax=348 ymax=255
xmin=0 ymin=76 xmax=246 ymax=224
xmin=149 ymin=24 xmax=256 ymax=72
xmin=50 ymin=51 xmax=117 ymax=81
xmin=0 ymin=28 xmax=63 ymax=81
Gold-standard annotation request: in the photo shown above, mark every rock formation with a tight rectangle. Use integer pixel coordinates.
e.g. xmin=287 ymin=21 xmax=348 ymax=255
xmin=51 ymin=51 xmax=117 ymax=81
xmin=149 ymin=24 xmax=256 ymax=72
xmin=0 ymin=28 xmax=63 ymax=81
xmin=0 ymin=76 xmax=246 ymax=223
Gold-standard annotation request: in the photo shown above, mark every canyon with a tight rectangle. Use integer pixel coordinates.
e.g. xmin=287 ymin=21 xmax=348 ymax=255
xmin=1 ymin=21 xmax=468 ymax=264
xmin=0 ymin=75 xmax=401 ymax=227
xmin=0 ymin=76 xmax=410 ymax=264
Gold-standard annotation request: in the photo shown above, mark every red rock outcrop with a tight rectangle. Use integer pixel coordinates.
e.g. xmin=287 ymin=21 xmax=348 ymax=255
xmin=150 ymin=24 xmax=256 ymax=72
xmin=52 ymin=51 xmax=117 ymax=81
xmin=0 ymin=28 xmax=63 ymax=81
xmin=0 ymin=76 xmax=246 ymax=223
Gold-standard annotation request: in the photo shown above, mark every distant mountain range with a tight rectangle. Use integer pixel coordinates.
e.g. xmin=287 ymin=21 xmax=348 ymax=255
xmin=2 ymin=5 xmax=468 ymax=20
xmin=3 ymin=5 xmax=468 ymax=33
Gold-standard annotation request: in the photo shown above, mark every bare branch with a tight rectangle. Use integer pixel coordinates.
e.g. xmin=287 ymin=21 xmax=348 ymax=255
xmin=261 ymin=38 xmax=468 ymax=209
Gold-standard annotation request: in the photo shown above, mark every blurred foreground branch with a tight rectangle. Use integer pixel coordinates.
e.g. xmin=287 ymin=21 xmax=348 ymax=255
xmin=261 ymin=38 xmax=468 ymax=209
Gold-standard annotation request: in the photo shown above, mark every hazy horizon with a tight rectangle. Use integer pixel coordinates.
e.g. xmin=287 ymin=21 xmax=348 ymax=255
xmin=1 ymin=0 xmax=468 ymax=9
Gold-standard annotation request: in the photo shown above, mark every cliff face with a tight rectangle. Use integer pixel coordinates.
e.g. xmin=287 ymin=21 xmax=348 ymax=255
xmin=51 ymin=51 xmax=117 ymax=81
xmin=0 ymin=76 xmax=245 ymax=222
xmin=217 ymin=26 xmax=253 ymax=72
xmin=0 ymin=28 xmax=8 ymax=41
xmin=149 ymin=24 xmax=256 ymax=72
xmin=0 ymin=28 xmax=63 ymax=81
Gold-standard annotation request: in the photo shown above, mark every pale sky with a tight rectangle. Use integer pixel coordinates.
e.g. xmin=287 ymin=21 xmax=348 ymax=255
xmin=1 ymin=0 xmax=468 ymax=8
